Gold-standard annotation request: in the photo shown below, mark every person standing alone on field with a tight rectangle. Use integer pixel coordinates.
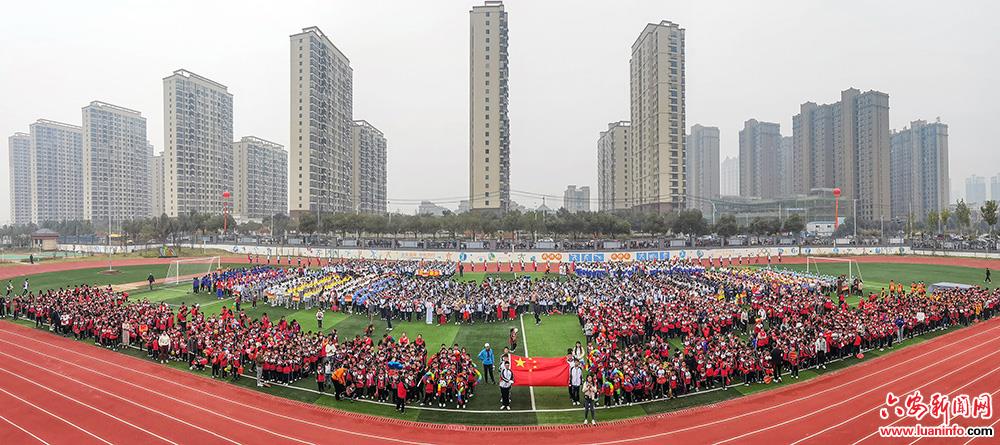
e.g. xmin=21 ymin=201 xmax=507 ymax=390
xmin=478 ymin=343 xmax=495 ymax=384
xmin=583 ymin=375 xmax=598 ymax=425
xmin=147 ymin=273 xmax=155 ymax=291
xmin=499 ymin=356 xmax=514 ymax=410
xmin=316 ymin=308 xmax=324 ymax=331
xmin=986 ymin=268 xmax=992 ymax=283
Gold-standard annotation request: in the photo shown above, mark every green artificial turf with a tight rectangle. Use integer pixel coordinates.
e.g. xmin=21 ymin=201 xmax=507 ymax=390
xmin=4 ymin=261 xmax=991 ymax=425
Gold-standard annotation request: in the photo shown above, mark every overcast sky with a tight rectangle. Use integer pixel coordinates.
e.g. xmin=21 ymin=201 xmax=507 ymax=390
xmin=2 ymin=0 xmax=998 ymax=220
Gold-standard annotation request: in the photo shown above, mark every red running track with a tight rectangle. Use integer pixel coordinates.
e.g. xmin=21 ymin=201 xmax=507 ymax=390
xmin=1 ymin=316 xmax=998 ymax=445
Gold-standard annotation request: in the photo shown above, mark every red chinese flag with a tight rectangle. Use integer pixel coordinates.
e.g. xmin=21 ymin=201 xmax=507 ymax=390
xmin=509 ymin=355 xmax=569 ymax=387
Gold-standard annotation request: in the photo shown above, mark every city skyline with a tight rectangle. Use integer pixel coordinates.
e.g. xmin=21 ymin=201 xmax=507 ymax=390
xmin=2 ymin=0 xmax=998 ymax=220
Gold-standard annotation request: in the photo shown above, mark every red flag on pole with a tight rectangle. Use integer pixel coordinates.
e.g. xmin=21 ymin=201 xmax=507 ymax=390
xmin=509 ymin=354 xmax=569 ymax=387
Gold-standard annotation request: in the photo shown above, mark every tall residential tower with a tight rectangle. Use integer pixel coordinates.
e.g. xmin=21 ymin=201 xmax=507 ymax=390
xmin=233 ymin=136 xmax=288 ymax=220
xmin=792 ymin=88 xmax=890 ymax=221
xmin=469 ymin=1 xmax=510 ymax=212
xmin=685 ymin=124 xmax=719 ymax=215
xmin=351 ymin=120 xmax=387 ymax=214
xmin=82 ymin=101 xmax=151 ymax=222
xmin=889 ymin=120 xmax=949 ymax=220
xmin=630 ymin=20 xmax=685 ymax=212
xmin=29 ymin=120 xmax=83 ymax=223
xmin=290 ymin=26 xmax=354 ymax=216
xmin=597 ymin=121 xmax=631 ymax=211
xmin=163 ymin=69 xmax=234 ymax=217
xmin=738 ymin=119 xmax=782 ymax=198
xmin=8 ymin=133 xmax=32 ymax=224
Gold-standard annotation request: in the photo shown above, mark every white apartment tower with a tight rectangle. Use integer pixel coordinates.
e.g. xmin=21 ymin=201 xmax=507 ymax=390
xmin=720 ymin=156 xmax=739 ymax=197
xmin=82 ymin=101 xmax=151 ymax=222
xmin=469 ymin=1 xmax=510 ymax=212
xmin=149 ymin=152 xmax=165 ymax=217
xmin=685 ymin=124 xmax=720 ymax=216
xmin=29 ymin=120 xmax=83 ymax=223
xmin=290 ymin=26 xmax=354 ymax=216
xmin=8 ymin=133 xmax=32 ymax=225
xmin=163 ymin=69 xmax=234 ymax=217
xmin=233 ymin=136 xmax=288 ymax=220
xmin=889 ymin=120 xmax=949 ymax=220
xmin=630 ymin=20 xmax=685 ymax=213
xmin=597 ymin=121 xmax=631 ymax=211
xmin=351 ymin=120 xmax=387 ymax=214
xmin=563 ymin=185 xmax=591 ymax=213
xmin=792 ymin=88 xmax=891 ymax=221
xmin=739 ymin=119 xmax=782 ymax=198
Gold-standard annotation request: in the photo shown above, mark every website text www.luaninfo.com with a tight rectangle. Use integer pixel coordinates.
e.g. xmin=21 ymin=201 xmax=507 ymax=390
xmin=879 ymin=424 xmax=995 ymax=438
xmin=878 ymin=391 xmax=994 ymax=438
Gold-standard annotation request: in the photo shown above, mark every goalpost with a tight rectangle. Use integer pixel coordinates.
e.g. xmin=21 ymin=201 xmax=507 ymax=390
xmin=805 ymin=256 xmax=863 ymax=283
xmin=166 ymin=257 xmax=222 ymax=285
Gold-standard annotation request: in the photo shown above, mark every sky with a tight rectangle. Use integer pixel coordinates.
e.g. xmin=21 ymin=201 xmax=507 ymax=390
xmin=2 ymin=0 xmax=998 ymax=221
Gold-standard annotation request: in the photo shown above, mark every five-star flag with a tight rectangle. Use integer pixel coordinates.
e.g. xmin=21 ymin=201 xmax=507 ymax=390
xmin=508 ymin=354 xmax=569 ymax=387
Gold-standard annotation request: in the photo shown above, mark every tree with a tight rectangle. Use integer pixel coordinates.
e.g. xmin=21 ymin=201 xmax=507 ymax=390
xmin=981 ymin=200 xmax=998 ymax=238
xmin=926 ymin=210 xmax=939 ymax=233
xmin=713 ymin=214 xmax=739 ymax=238
xmin=939 ymin=208 xmax=951 ymax=233
xmin=782 ymin=213 xmax=805 ymax=234
xmin=955 ymin=200 xmax=972 ymax=234
xmin=672 ymin=210 xmax=708 ymax=236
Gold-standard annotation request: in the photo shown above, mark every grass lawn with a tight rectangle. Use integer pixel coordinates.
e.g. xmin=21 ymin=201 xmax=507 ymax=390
xmin=5 ymin=261 xmax=990 ymax=425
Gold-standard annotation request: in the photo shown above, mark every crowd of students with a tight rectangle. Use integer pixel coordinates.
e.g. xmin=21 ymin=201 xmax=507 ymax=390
xmin=2 ymin=256 xmax=997 ymax=420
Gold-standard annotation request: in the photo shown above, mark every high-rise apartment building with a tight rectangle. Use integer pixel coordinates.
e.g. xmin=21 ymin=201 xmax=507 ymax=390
xmin=8 ymin=133 xmax=32 ymax=225
xmin=597 ymin=121 xmax=631 ymax=211
xmin=290 ymin=26 xmax=354 ymax=216
xmin=29 ymin=120 xmax=83 ymax=223
xmin=163 ymin=69 xmax=233 ymax=217
xmin=889 ymin=120 xmax=949 ymax=220
xmin=792 ymin=88 xmax=890 ymax=221
xmin=966 ymin=175 xmax=987 ymax=205
xmin=738 ymin=119 xmax=782 ymax=198
xmin=778 ymin=136 xmax=794 ymax=197
xmin=563 ymin=185 xmax=591 ymax=213
xmin=469 ymin=1 xmax=510 ymax=212
xmin=149 ymin=152 xmax=164 ymax=217
xmin=232 ymin=136 xmax=288 ymax=220
xmin=351 ymin=120 xmax=387 ymax=214
xmin=82 ymin=101 xmax=150 ymax=222
xmin=685 ymin=124 xmax=719 ymax=215
xmin=630 ymin=20 xmax=685 ymax=212
xmin=991 ymin=175 xmax=1000 ymax=202
xmin=720 ymin=156 xmax=739 ymax=196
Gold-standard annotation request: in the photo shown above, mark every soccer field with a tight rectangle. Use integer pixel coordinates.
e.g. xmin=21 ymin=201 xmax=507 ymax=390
xmin=4 ymin=261 xmax=994 ymax=425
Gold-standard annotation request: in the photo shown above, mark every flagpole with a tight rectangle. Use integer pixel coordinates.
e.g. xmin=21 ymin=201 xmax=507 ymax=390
xmin=518 ymin=314 xmax=537 ymax=411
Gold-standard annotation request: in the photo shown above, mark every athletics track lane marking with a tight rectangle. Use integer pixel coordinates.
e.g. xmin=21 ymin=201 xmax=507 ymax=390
xmin=0 ymin=386 xmax=113 ymax=445
xmin=0 ymin=349 xmax=243 ymax=445
xmin=519 ymin=313 xmax=537 ymax=410
xmin=0 ymin=365 xmax=179 ymax=444
xmin=715 ymin=337 xmax=1000 ymax=444
xmin=575 ymin=320 xmax=1000 ymax=445
xmin=0 ymin=414 xmax=51 ymax=444
xmin=0 ymin=324 xmax=434 ymax=445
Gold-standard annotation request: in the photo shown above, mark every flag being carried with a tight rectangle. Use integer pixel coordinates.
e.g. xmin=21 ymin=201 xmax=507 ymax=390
xmin=508 ymin=354 xmax=569 ymax=387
